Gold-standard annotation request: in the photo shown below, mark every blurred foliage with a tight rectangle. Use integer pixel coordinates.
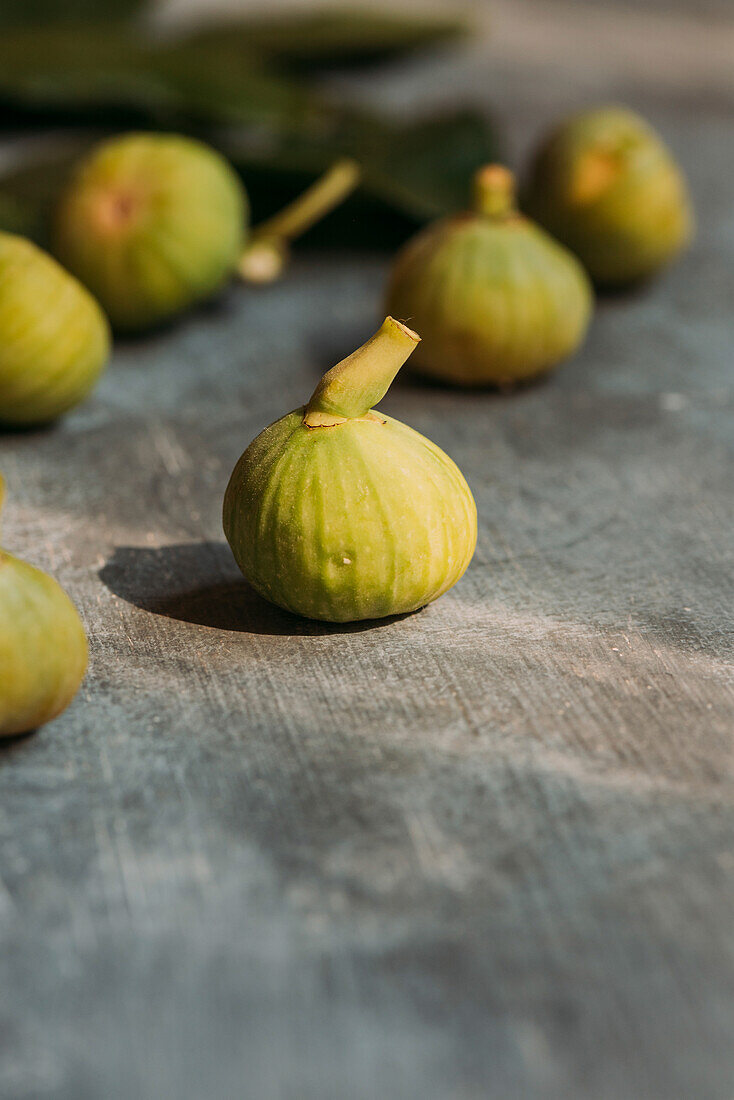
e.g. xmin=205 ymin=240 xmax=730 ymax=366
xmin=0 ymin=6 xmax=499 ymax=248
xmin=183 ymin=10 xmax=468 ymax=72
xmin=0 ymin=0 xmax=146 ymax=26
xmin=0 ymin=27 xmax=309 ymax=129
xmin=223 ymin=110 xmax=500 ymax=225
xmin=0 ymin=142 xmax=90 ymax=243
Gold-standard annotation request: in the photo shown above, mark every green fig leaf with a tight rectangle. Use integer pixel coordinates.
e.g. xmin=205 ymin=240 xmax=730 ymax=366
xmin=149 ymin=43 xmax=317 ymax=130
xmin=180 ymin=9 xmax=469 ymax=72
xmin=359 ymin=109 xmax=502 ymax=220
xmin=0 ymin=0 xmax=147 ymax=27
xmin=0 ymin=27 xmax=308 ymax=130
xmin=0 ymin=9 xmax=471 ymax=128
xmin=221 ymin=108 xmax=501 ymax=224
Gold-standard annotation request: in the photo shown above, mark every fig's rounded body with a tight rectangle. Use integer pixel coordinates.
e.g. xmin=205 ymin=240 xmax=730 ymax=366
xmin=386 ymin=211 xmax=592 ymax=386
xmin=53 ymin=133 xmax=248 ymax=332
xmin=0 ymin=233 xmax=109 ymax=425
xmin=0 ymin=550 xmax=88 ymax=736
xmin=224 ymin=409 xmax=477 ymax=622
xmin=525 ymin=106 xmax=693 ymax=286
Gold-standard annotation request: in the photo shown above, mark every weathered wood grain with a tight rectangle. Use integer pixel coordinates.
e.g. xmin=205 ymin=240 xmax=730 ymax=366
xmin=0 ymin=1 xmax=733 ymax=1097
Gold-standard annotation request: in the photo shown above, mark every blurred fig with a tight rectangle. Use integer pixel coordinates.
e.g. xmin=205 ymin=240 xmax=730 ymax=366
xmin=0 ymin=478 xmax=87 ymax=736
xmin=53 ymin=133 xmax=248 ymax=332
xmin=385 ymin=165 xmax=592 ymax=386
xmin=0 ymin=232 xmax=109 ymax=426
xmin=524 ymin=106 xmax=694 ymax=286
xmin=224 ymin=317 xmax=477 ymax=622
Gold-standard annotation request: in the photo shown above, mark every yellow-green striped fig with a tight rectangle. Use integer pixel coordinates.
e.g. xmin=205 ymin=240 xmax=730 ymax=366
xmin=524 ymin=106 xmax=694 ymax=286
xmin=0 ymin=233 xmax=109 ymax=426
xmin=224 ymin=317 xmax=477 ymax=622
xmin=53 ymin=133 xmax=248 ymax=332
xmin=0 ymin=478 xmax=87 ymax=736
xmin=385 ymin=165 xmax=592 ymax=386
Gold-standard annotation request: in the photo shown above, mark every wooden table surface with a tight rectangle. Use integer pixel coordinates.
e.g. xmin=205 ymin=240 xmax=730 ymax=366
xmin=1 ymin=2 xmax=733 ymax=1097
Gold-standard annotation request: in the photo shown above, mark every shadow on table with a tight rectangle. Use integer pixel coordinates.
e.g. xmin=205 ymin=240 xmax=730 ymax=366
xmin=99 ymin=542 xmax=406 ymax=637
xmin=0 ymin=730 xmax=36 ymax=759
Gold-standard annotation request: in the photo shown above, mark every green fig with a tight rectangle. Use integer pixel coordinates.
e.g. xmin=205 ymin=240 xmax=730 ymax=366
xmin=385 ymin=165 xmax=592 ymax=386
xmin=0 ymin=232 xmax=109 ymax=426
xmin=524 ymin=106 xmax=694 ymax=286
xmin=53 ymin=133 xmax=248 ymax=332
xmin=224 ymin=317 xmax=477 ymax=622
xmin=0 ymin=478 xmax=87 ymax=736
xmin=52 ymin=133 xmax=360 ymax=331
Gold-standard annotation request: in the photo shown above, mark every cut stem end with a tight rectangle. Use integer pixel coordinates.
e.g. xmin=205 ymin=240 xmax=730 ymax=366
xmin=304 ymin=316 xmax=420 ymax=424
xmin=237 ymin=239 xmax=288 ymax=284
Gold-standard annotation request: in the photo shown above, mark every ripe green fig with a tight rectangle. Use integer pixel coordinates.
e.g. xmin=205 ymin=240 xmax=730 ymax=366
xmin=52 ymin=133 xmax=360 ymax=331
xmin=385 ymin=165 xmax=592 ymax=386
xmin=524 ymin=106 xmax=694 ymax=286
xmin=0 ymin=477 xmax=88 ymax=736
xmin=224 ymin=317 xmax=477 ymax=622
xmin=0 ymin=232 xmax=109 ymax=426
xmin=53 ymin=133 xmax=248 ymax=332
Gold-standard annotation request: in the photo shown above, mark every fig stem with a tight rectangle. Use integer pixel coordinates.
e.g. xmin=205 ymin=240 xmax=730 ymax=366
xmin=305 ymin=316 xmax=420 ymax=424
xmin=238 ymin=158 xmax=362 ymax=284
xmin=473 ymin=164 xmax=516 ymax=218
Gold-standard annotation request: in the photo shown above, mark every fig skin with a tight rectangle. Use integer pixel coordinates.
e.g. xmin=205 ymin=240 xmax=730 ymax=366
xmin=0 ymin=483 xmax=87 ymax=736
xmin=224 ymin=318 xmax=477 ymax=623
xmin=0 ymin=233 xmax=109 ymax=426
xmin=385 ymin=165 xmax=592 ymax=387
xmin=524 ymin=106 xmax=694 ymax=287
xmin=53 ymin=133 xmax=248 ymax=333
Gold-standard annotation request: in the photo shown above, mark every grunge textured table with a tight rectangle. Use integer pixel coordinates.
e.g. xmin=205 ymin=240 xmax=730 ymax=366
xmin=1 ymin=2 xmax=733 ymax=1097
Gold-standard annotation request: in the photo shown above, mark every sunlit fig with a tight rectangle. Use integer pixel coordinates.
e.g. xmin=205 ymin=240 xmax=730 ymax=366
xmin=0 ymin=477 xmax=87 ymax=736
xmin=385 ymin=165 xmax=592 ymax=386
xmin=53 ymin=132 xmax=248 ymax=332
xmin=224 ymin=317 xmax=477 ymax=622
xmin=53 ymin=133 xmax=360 ymax=331
xmin=0 ymin=232 xmax=109 ymax=426
xmin=524 ymin=106 xmax=694 ymax=286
